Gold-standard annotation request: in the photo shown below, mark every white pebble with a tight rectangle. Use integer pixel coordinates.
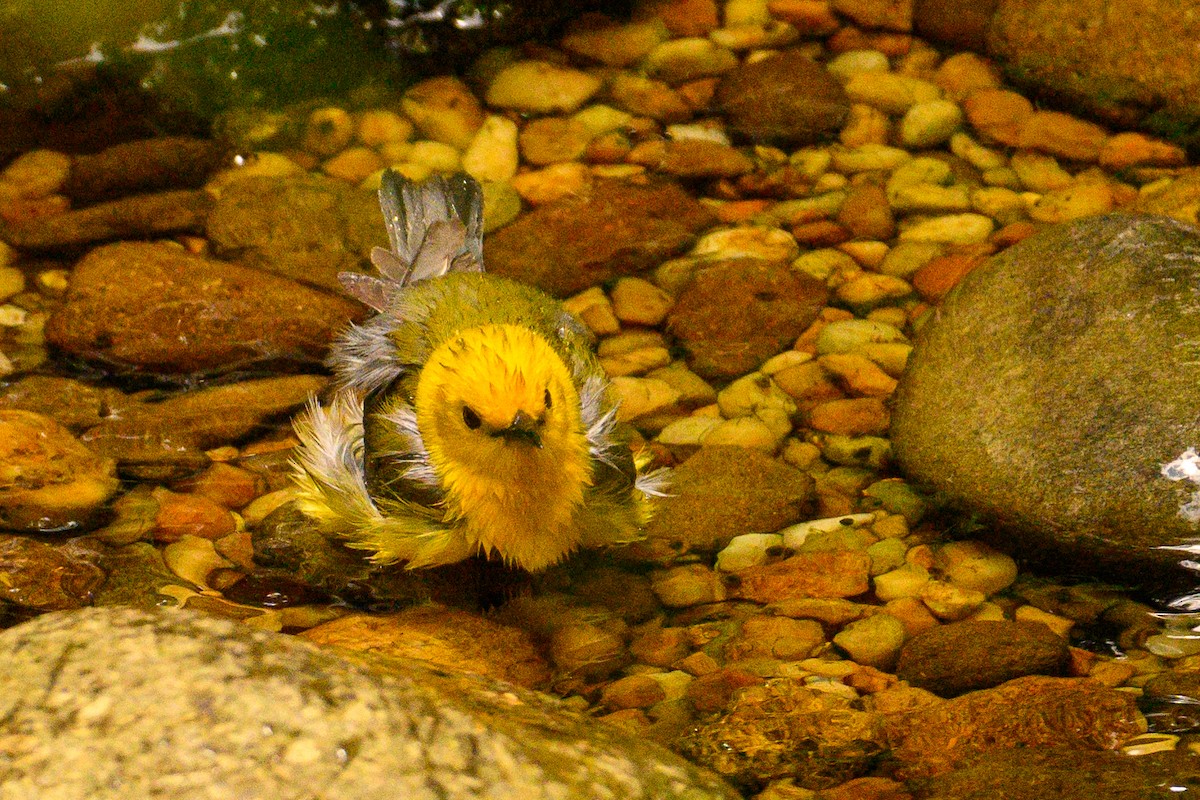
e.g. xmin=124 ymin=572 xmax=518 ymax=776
xmin=825 ymin=50 xmax=891 ymax=83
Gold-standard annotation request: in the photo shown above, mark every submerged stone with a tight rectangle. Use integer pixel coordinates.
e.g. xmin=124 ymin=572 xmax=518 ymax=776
xmin=891 ymin=214 xmax=1200 ymax=590
xmin=0 ymin=606 xmax=740 ymax=800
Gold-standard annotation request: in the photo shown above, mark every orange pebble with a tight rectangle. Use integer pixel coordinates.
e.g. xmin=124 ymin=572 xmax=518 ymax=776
xmin=792 ymin=219 xmax=851 ymax=247
xmin=152 ymin=487 xmax=237 ymax=542
xmin=911 ymin=245 xmax=994 ymax=301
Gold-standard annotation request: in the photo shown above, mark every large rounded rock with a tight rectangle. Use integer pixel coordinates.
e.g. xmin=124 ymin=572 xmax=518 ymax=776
xmin=891 ymin=214 xmax=1200 ymax=587
xmin=985 ymin=0 xmax=1200 ymax=143
xmin=714 ymin=49 xmax=849 ymax=145
xmin=0 ymin=606 xmax=739 ymax=800
xmin=45 ymin=241 xmax=360 ymax=374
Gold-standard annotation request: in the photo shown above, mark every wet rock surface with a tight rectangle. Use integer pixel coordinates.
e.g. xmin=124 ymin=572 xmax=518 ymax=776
xmin=0 ymin=605 xmax=740 ymax=800
xmin=668 ymin=259 xmax=829 ymax=380
xmin=0 ymin=535 xmax=105 ymax=612
xmin=891 ymin=214 xmax=1200 ymax=585
xmin=0 ymin=410 xmax=119 ymax=532
xmin=895 ymin=620 xmax=1071 ymax=697
xmin=715 ymin=49 xmax=851 ymax=145
xmin=45 ymin=242 xmax=360 ymax=374
xmin=206 ymin=174 xmax=387 ymax=290
xmin=485 ymin=177 xmax=715 ymax=297
xmin=0 ymin=190 xmax=214 ymax=251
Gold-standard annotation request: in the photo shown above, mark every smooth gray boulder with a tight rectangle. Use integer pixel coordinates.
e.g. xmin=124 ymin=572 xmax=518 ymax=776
xmin=891 ymin=214 xmax=1200 ymax=590
xmin=0 ymin=606 xmax=739 ymax=800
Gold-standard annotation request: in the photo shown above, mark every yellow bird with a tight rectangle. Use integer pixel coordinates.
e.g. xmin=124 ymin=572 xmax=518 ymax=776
xmin=292 ymin=170 xmax=667 ymax=571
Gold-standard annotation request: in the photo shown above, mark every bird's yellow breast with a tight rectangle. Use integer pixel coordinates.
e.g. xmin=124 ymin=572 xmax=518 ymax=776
xmin=413 ymin=324 xmax=593 ymax=568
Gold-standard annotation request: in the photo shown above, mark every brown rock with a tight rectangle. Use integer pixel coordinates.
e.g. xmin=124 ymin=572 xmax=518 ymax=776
xmin=912 ymin=0 xmax=997 ymax=50
xmin=806 ymin=397 xmax=890 ymax=435
xmin=486 ymin=177 xmax=715 ymax=297
xmin=729 ymin=550 xmax=872 ymax=602
xmin=627 ymin=139 xmax=755 ymax=178
xmin=684 ymin=667 xmax=765 ymax=713
xmin=885 ymin=676 xmax=1145 ymax=778
xmin=986 ymin=0 xmax=1200 ymax=143
xmin=301 ymin=605 xmax=551 ymax=689
xmin=630 ymin=626 xmax=692 ymax=667
xmin=80 ymin=375 xmax=326 ymax=480
xmin=962 ymin=89 xmax=1033 ymax=148
xmin=668 ymin=258 xmax=829 ymax=380
xmin=518 ymin=117 xmax=593 ymax=165
xmin=918 ymin=748 xmax=1200 ymax=800
xmin=0 ymin=535 xmax=105 ymax=611
xmin=837 ymin=182 xmax=895 ymax=241
xmin=646 ymin=446 xmax=817 ymax=554
xmin=0 ymin=411 xmax=119 ymax=533
xmin=151 ymin=488 xmax=237 ymax=543
xmin=0 ymin=189 xmax=212 ymax=252
xmin=45 ymin=242 xmax=358 ymax=374
xmin=895 ymin=620 xmax=1071 ymax=697
xmin=0 ymin=375 xmax=111 ymax=431
xmin=601 ymin=675 xmax=668 ymax=710
xmin=832 ymin=0 xmax=913 ymax=32
xmin=724 ymin=616 xmax=825 ymax=661
xmin=65 ymin=137 xmax=230 ymax=202
xmin=1016 ymin=110 xmax=1109 ymax=162
xmin=715 ymin=49 xmax=850 ymax=145
xmin=206 ymin=174 xmax=386 ymax=290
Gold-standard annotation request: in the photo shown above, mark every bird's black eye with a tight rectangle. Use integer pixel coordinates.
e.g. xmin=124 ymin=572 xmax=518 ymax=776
xmin=543 ymin=388 xmax=553 ymax=409
xmin=462 ymin=406 xmax=482 ymax=429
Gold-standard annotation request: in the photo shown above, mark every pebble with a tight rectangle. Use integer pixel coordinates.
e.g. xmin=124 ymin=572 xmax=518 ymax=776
xmin=600 ymin=675 xmax=668 ymax=710
xmin=843 ymin=72 xmax=942 ymax=115
xmin=0 ymin=149 xmax=72 ymax=198
xmin=1028 ymin=182 xmax=1115 ymax=223
xmin=549 ymin=622 xmax=628 ymax=680
xmin=320 ymin=146 xmax=383 ymax=183
xmin=730 ymin=550 xmax=872 ymax=601
xmin=873 ymin=563 xmax=930 ymax=601
xmin=1098 ymin=131 xmax=1187 ymax=170
xmin=715 ymin=532 xmax=785 ymax=572
xmin=518 ymin=117 xmax=593 ymax=165
xmin=486 ymin=60 xmax=603 ymax=114
xmin=909 ymin=245 xmax=992 ymax=301
xmin=833 ymin=613 xmax=906 ymax=670
xmin=300 ymin=107 xmax=354 ymax=157
xmin=610 ymin=376 xmax=683 ymax=421
xmin=607 ymin=74 xmax=692 ymax=122
xmin=1017 ymin=110 xmax=1108 ymax=162
xmin=725 ymin=616 xmax=825 ymax=661
xmin=563 ymin=286 xmax=621 ymax=336
xmin=643 ymin=37 xmax=739 ymax=84
xmin=899 ymin=99 xmax=964 ymax=148
xmin=461 ymin=115 xmax=520 ymax=183
xmin=816 ymin=353 xmax=899 ymax=397
xmin=814 ymin=318 xmax=908 ymax=355
xmin=401 ymin=76 xmax=485 ymax=149
xmin=701 ymin=416 xmax=787 ymax=451
xmin=830 ymin=143 xmax=911 ymax=173
xmin=825 ymin=49 xmax=891 ymax=82
xmin=962 ymin=88 xmax=1033 ymax=147
xmin=898 ymin=212 xmax=995 ymax=244
xmin=510 ymin=162 xmax=591 ymax=206
xmin=162 ymin=534 xmax=234 ymax=591
xmin=834 ymin=273 xmax=913 ymax=308
xmin=151 ymin=487 xmax=237 ymax=543
xmin=936 ymin=540 xmax=1018 ymax=595
xmin=0 ymin=410 xmax=119 ymax=532
xmin=629 ymin=626 xmax=691 ymax=668
xmin=172 ymin=462 xmax=262 ymax=510
xmin=651 ymin=564 xmax=728 ymax=607
xmin=404 ymin=140 xmax=462 ymax=174
xmin=920 ymin=580 xmax=987 ymax=621
xmin=1013 ymin=605 xmax=1075 ymax=637
xmin=560 ymin=18 xmax=670 ymax=67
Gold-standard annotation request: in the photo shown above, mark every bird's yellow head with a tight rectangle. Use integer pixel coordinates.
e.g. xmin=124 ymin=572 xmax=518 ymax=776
xmin=413 ymin=323 xmax=593 ymax=566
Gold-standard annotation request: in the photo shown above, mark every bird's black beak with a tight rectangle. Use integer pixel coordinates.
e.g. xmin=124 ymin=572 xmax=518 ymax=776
xmin=495 ymin=409 xmax=542 ymax=448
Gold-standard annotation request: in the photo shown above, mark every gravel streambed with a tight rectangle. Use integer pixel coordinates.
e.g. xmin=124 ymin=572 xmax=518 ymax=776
xmin=1 ymin=1 xmax=1200 ymax=797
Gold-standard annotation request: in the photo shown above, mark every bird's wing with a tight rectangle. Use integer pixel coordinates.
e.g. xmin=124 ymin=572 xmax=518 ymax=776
xmin=378 ymin=170 xmax=484 ymax=282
